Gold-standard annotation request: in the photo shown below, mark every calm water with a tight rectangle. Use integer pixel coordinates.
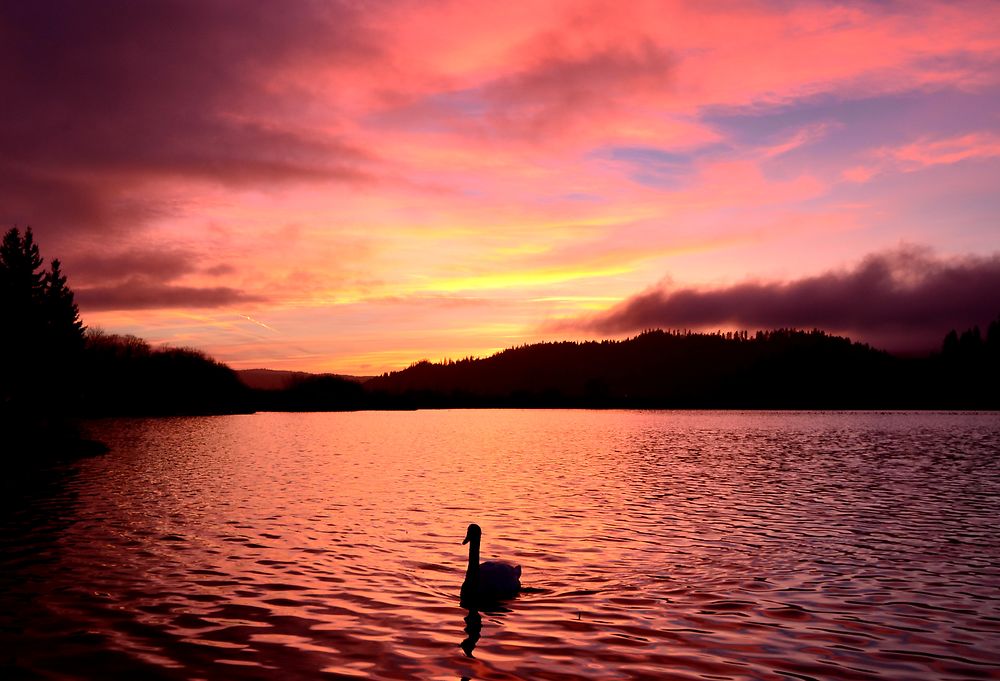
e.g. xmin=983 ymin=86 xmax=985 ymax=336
xmin=2 ymin=411 xmax=1000 ymax=680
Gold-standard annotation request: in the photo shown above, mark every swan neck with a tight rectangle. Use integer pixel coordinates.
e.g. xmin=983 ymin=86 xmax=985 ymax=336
xmin=466 ymin=537 xmax=480 ymax=577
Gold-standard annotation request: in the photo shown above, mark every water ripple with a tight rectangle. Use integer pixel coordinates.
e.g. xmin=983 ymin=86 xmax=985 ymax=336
xmin=1 ymin=410 xmax=999 ymax=679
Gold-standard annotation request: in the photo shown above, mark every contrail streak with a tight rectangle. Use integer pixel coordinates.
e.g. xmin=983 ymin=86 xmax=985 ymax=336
xmin=239 ymin=313 xmax=279 ymax=333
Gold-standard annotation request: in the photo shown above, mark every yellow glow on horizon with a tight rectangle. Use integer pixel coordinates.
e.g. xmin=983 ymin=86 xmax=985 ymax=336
xmin=424 ymin=264 xmax=635 ymax=293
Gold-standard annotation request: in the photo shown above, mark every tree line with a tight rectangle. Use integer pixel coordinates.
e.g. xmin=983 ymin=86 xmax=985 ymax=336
xmin=363 ymin=324 xmax=1000 ymax=409
xmin=2 ymin=227 xmax=998 ymax=426
xmin=1 ymin=228 xmax=253 ymax=429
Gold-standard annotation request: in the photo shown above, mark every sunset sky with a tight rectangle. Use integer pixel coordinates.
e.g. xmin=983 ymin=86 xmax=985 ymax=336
xmin=3 ymin=1 xmax=999 ymax=374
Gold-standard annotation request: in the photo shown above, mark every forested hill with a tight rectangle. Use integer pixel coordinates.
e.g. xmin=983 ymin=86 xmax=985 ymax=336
xmin=364 ymin=327 xmax=1000 ymax=409
xmin=237 ymin=368 xmax=371 ymax=391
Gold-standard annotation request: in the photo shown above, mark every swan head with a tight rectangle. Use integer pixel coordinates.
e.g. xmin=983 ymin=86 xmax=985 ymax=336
xmin=462 ymin=523 xmax=482 ymax=545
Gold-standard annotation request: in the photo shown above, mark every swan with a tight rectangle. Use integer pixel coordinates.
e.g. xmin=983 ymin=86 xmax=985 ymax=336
xmin=461 ymin=523 xmax=521 ymax=603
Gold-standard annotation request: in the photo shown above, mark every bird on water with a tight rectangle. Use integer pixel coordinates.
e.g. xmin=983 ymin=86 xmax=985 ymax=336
xmin=461 ymin=523 xmax=521 ymax=604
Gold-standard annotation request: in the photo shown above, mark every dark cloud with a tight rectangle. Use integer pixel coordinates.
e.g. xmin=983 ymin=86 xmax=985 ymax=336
xmin=64 ymin=246 xmax=256 ymax=310
xmin=0 ymin=0 xmax=378 ymax=242
xmin=204 ymin=263 xmax=236 ymax=277
xmin=77 ymin=279 xmax=266 ymax=311
xmin=64 ymin=248 xmax=200 ymax=285
xmin=557 ymin=247 xmax=1000 ymax=352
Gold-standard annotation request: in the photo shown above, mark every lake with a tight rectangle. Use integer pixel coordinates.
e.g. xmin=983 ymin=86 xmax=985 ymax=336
xmin=2 ymin=410 xmax=999 ymax=680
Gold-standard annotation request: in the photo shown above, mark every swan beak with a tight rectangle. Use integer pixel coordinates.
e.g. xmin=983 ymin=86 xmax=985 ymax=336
xmin=462 ymin=532 xmax=470 ymax=545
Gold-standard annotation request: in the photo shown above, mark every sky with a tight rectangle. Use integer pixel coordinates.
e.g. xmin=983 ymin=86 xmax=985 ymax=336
xmin=2 ymin=0 xmax=999 ymax=374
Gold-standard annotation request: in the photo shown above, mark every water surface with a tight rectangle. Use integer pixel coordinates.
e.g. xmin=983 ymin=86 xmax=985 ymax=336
xmin=2 ymin=410 xmax=999 ymax=679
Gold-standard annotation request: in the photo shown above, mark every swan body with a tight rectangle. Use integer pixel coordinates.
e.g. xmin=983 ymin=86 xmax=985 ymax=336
xmin=461 ymin=524 xmax=521 ymax=603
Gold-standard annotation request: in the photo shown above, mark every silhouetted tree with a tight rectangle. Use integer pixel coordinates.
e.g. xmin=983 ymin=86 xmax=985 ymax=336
xmin=0 ymin=227 xmax=84 ymax=416
xmin=987 ymin=316 xmax=1000 ymax=361
xmin=942 ymin=329 xmax=960 ymax=356
xmin=79 ymin=330 xmax=251 ymax=416
xmin=44 ymin=259 xmax=84 ymax=350
xmin=935 ymin=316 xmax=1000 ymax=407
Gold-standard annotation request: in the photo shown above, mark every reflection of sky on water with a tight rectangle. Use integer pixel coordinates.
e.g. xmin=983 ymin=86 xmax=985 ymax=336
xmin=2 ymin=410 xmax=998 ymax=679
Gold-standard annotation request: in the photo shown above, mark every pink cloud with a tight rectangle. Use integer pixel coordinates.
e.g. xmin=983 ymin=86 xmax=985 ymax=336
xmin=889 ymin=132 xmax=1000 ymax=169
xmin=367 ymin=1 xmax=1000 ymax=143
xmin=841 ymin=165 xmax=878 ymax=184
xmin=843 ymin=132 xmax=1000 ymax=182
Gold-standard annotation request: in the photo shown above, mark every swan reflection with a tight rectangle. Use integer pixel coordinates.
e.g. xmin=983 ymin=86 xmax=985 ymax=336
xmin=460 ymin=608 xmax=482 ymax=657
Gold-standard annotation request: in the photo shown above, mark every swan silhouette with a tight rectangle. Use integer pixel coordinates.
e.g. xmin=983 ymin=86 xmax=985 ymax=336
xmin=461 ymin=523 xmax=521 ymax=604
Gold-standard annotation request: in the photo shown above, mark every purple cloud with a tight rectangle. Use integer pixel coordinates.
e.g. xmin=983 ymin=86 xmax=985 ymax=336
xmin=76 ymin=279 xmax=266 ymax=311
xmin=0 ymin=0 xmax=377 ymax=243
xmin=64 ymin=247 xmax=200 ymax=285
xmin=557 ymin=246 xmax=1000 ymax=353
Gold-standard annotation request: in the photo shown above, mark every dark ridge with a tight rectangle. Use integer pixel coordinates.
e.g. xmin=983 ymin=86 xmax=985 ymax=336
xmin=363 ymin=325 xmax=1000 ymax=410
xmin=252 ymin=373 xmax=366 ymax=412
xmin=237 ymin=368 xmax=371 ymax=391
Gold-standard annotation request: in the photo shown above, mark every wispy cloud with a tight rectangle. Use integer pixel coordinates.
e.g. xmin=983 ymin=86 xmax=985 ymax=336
xmin=844 ymin=132 xmax=1000 ymax=182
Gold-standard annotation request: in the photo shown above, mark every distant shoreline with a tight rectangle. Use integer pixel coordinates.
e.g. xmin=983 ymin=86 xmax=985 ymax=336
xmin=235 ymin=327 xmax=1000 ymax=413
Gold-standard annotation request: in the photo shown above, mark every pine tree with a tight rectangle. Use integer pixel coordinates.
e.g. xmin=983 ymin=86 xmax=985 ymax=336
xmin=0 ymin=227 xmax=85 ymax=414
xmin=44 ymin=258 xmax=84 ymax=352
xmin=0 ymin=226 xmax=45 ymax=333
